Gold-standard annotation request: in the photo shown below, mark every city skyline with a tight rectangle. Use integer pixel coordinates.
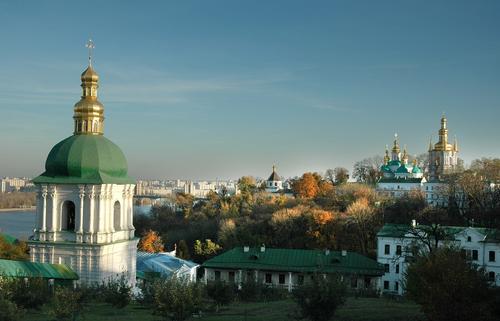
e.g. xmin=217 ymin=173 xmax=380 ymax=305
xmin=1 ymin=1 xmax=499 ymax=180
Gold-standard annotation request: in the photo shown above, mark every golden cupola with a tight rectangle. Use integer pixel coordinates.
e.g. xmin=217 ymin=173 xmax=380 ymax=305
xmin=73 ymin=40 xmax=104 ymax=135
xmin=384 ymin=145 xmax=390 ymax=164
xmin=433 ymin=115 xmax=454 ymax=151
xmin=391 ymin=134 xmax=400 ymax=154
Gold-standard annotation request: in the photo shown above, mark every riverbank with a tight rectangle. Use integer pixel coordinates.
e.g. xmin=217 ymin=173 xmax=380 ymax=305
xmin=0 ymin=207 xmax=36 ymax=212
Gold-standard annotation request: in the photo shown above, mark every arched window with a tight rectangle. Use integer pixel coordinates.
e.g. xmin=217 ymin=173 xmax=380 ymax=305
xmin=114 ymin=201 xmax=121 ymax=231
xmin=61 ymin=201 xmax=76 ymax=231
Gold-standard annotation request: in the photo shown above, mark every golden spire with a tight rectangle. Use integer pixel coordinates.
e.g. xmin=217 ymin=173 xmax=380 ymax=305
xmin=412 ymin=157 xmax=417 ymax=166
xmin=402 ymin=145 xmax=408 ymax=164
xmin=384 ymin=145 xmax=390 ymax=164
xmin=435 ymin=114 xmax=448 ymax=151
xmin=454 ymin=135 xmax=459 ymax=152
xmin=73 ymin=39 xmax=104 ymax=135
xmin=391 ymin=133 xmax=400 ymax=154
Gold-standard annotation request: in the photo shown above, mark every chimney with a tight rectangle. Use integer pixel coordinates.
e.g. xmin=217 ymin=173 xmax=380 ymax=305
xmin=412 ymin=219 xmax=417 ymax=228
xmin=341 ymin=250 xmax=347 ymax=257
xmin=260 ymin=244 xmax=266 ymax=253
xmin=243 ymin=246 xmax=250 ymax=252
xmin=325 ymin=249 xmax=330 ymax=255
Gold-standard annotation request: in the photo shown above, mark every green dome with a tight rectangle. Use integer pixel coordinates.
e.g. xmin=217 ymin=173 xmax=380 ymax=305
xmin=388 ymin=160 xmax=401 ymax=167
xmin=380 ymin=165 xmax=392 ymax=172
xmin=33 ymin=135 xmax=134 ymax=185
xmin=396 ymin=164 xmax=410 ymax=174
xmin=412 ymin=166 xmax=423 ymax=174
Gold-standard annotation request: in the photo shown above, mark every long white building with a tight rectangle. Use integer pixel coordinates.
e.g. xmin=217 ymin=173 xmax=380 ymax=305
xmin=377 ymin=223 xmax=500 ymax=295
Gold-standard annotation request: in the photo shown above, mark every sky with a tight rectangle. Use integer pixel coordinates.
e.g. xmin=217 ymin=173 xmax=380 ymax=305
xmin=0 ymin=0 xmax=499 ymax=180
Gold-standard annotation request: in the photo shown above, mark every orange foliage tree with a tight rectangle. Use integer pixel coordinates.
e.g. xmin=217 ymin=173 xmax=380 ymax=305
xmin=138 ymin=230 xmax=165 ymax=253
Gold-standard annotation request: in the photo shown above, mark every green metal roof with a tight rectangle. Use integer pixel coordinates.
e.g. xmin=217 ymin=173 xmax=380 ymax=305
xmin=33 ymin=135 xmax=134 ymax=185
xmin=412 ymin=166 xmax=422 ymax=174
xmin=0 ymin=233 xmax=18 ymax=245
xmin=395 ymin=164 xmax=410 ymax=173
xmin=0 ymin=259 xmax=79 ymax=280
xmin=377 ymin=177 xmax=424 ymax=183
xmin=388 ymin=160 xmax=401 ymax=167
xmin=202 ymin=247 xmax=384 ymax=276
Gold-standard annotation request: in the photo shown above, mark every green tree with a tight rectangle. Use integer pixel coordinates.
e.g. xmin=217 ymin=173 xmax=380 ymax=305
xmin=49 ymin=286 xmax=86 ymax=321
xmin=99 ymin=274 xmax=131 ymax=309
xmin=405 ymin=247 xmax=496 ymax=321
xmin=176 ymin=240 xmax=191 ymax=260
xmin=152 ymin=277 xmax=202 ymax=321
xmin=0 ymin=296 xmax=23 ymax=321
xmin=0 ymin=236 xmax=28 ymax=260
xmin=193 ymin=239 xmax=222 ymax=262
xmin=1 ymin=277 xmax=51 ymax=310
xmin=205 ymin=280 xmax=235 ymax=312
xmin=293 ymin=274 xmax=347 ymax=321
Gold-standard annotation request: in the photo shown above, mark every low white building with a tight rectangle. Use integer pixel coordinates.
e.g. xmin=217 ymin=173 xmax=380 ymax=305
xmin=203 ymin=246 xmax=384 ymax=292
xmin=377 ymin=223 xmax=500 ymax=295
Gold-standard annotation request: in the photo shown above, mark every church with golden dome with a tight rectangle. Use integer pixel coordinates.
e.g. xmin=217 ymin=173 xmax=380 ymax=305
xmin=377 ymin=115 xmax=459 ymax=205
xmin=28 ymin=42 xmax=138 ymax=285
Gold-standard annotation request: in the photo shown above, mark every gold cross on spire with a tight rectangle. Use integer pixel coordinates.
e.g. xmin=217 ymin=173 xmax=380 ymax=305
xmin=86 ymin=39 xmax=95 ymax=66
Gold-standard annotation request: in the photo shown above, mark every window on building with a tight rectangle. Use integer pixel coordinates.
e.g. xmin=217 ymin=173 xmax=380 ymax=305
xmin=384 ymin=264 xmax=390 ymax=273
xmin=113 ymin=201 xmax=121 ymax=231
xmin=298 ymin=275 xmax=304 ymax=285
xmin=383 ymin=281 xmax=389 ymax=290
xmin=229 ymin=271 xmax=235 ymax=282
xmin=364 ymin=277 xmax=371 ymax=289
xmin=472 ymin=250 xmax=478 ymax=261
xmin=351 ymin=277 xmax=357 ymax=288
xmin=279 ymin=274 xmax=285 ymax=284
xmin=384 ymin=244 xmax=390 ymax=255
xmin=489 ymin=272 xmax=495 ymax=282
xmin=396 ymin=264 xmax=400 ymax=274
xmin=61 ymin=201 xmax=76 ymax=231
xmin=489 ymin=251 xmax=496 ymax=262
xmin=395 ymin=282 xmax=399 ymax=292
xmin=396 ymin=245 xmax=402 ymax=255
xmin=265 ymin=273 xmax=272 ymax=284
xmin=467 ymin=236 xmax=472 ymax=242
xmin=215 ymin=271 xmax=221 ymax=281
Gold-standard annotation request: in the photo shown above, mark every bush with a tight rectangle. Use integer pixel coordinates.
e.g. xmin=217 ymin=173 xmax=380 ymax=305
xmin=1 ymin=277 xmax=51 ymax=310
xmin=49 ymin=286 xmax=85 ymax=321
xmin=205 ymin=280 xmax=235 ymax=311
xmin=0 ymin=296 xmax=23 ymax=321
xmin=152 ymin=276 xmax=203 ymax=321
xmin=293 ymin=274 xmax=347 ymax=321
xmin=136 ymin=281 xmax=155 ymax=307
xmin=99 ymin=274 xmax=131 ymax=309
xmin=238 ymin=276 xmax=261 ymax=301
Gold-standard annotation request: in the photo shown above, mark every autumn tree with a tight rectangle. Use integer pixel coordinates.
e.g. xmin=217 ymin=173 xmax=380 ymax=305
xmin=0 ymin=236 xmax=28 ymax=260
xmin=292 ymin=172 xmax=324 ymax=199
xmin=345 ymin=198 xmax=381 ymax=255
xmin=193 ymin=239 xmax=222 ymax=262
xmin=138 ymin=230 xmax=165 ymax=253
xmin=333 ymin=167 xmax=349 ymax=185
xmin=237 ymin=176 xmax=256 ymax=194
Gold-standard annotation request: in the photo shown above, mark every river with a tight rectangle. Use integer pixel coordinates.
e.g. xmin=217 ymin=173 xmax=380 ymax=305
xmin=0 ymin=205 xmax=152 ymax=240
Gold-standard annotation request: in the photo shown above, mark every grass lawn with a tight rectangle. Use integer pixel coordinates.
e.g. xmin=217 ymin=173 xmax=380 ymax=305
xmin=25 ymin=297 xmax=423 ymax=321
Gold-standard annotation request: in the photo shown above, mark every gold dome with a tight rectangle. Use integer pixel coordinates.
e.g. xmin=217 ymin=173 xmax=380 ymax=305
xmin=73 ymin=64 xmax=105 ymax=135
xmin=81 ymin=66 xmax=99 ymax=82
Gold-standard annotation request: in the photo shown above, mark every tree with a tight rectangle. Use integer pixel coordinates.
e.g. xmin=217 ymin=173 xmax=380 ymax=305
xmin=352 ymin=156 xmax=383 ymax=185
xmin=205 ymin=280 xmax=235 ymax=312
xmin=0 ymin=297 xmax=23 ymax=321
xmin=292 ymin=172 xmax=320 ymax=198
xmin=176 ymin=240 xmax=191 ymax=260
xmin=152 ymin=277 xmax=202 ymax=321
xmin=0 ymin=236 xmax=28 ymax=260
xmin=405 ymin=247 xmax=496 ymax=321
xmin=345 ymin=198 xmax=381 ymax=254
xmin=237 ymin=176 xmax=256 ymax=194
xmin=193 ymin=239 xmax=222 ymax=262
xmin=333 ymin=167 xmax=349 ymax=185
xmin=138 ymin=230 xmax=165 ymax=253
xmin=293 ymin=274 xmax=347 ymax=321
xmin=49 ymin=286 xmax=86 ymax=321
xmin=99 ymin=274 xmax=132 ymax=309
xmin=1 ymin=277 xmax=51 ymax=310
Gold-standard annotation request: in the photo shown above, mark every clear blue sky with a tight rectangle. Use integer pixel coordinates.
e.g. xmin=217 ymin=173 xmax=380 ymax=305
xmin=0 ymin=0 xmax=499 ymax=180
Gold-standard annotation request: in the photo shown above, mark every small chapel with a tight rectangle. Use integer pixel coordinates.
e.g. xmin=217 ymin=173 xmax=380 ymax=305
xmin=28 ymin=42 xmax=138 ymax=285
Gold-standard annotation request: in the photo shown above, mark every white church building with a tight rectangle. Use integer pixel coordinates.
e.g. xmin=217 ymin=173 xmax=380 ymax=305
xmin=28 ymin=46 xmax=138 ymax=285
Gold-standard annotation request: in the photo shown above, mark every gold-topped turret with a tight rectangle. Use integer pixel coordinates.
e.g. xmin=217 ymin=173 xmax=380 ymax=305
xmin=453 ymin=136 xmax=459 ymax=152
xmin=384 ymin=145 xmax=390 ymax=164
xmin=73 ymin=39 xmax=104 ymax=135
xmin=391 ymin=133 xmax=400 ymax=154
xmin=433 ymin=114 xmax=453 ymax=151
xmin=402 ymin=145 xmax=408 ymax=164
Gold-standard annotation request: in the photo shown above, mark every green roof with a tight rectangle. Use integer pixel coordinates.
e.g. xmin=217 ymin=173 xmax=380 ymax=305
xmin=388 ymin=160 xmax=401 ymax=167
xmin=412 ymin=166 xmax=422 ymax=174
xmin=378 ymin=177 xmax=424 ymax=183
xmin=202 ymin=247 xmax=384 ymax=276
xmin=395 ymin=164 xmax=410 ymax=173
xmin=380 ymin=165 xmax=392 ymax=172
xmin=0 ymin=259 xmax=79 ymax=280
xmin=0 ymin=233 xmax=18 ymax=245
xmin=33 ymin=135 xmax=134 ymax=185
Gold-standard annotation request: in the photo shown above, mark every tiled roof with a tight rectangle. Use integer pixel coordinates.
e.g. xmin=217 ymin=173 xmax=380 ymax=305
xmin=202 ymin=247 xmax=384 ymax=276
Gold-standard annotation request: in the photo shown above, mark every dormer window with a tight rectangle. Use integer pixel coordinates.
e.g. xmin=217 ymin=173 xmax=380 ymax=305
xmin=467 ymin=236 xmax=471 ymax=242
